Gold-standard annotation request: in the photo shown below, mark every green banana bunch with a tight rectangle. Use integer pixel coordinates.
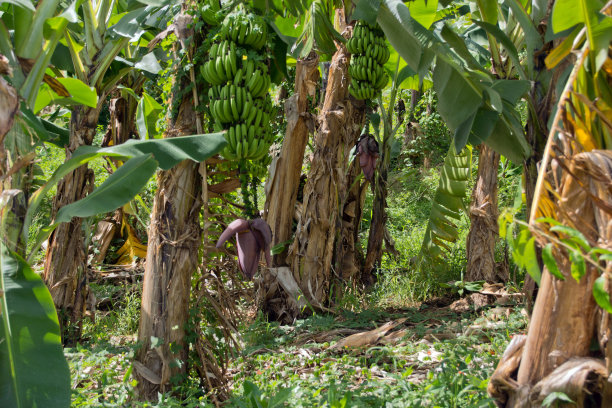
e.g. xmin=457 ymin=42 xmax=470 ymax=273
xmin=199 ymin=0 xmax=221 ymax=26
xmin=346 ymin=20 xmax=390 ymax=100
xmin=205 ymin=5 xmax=277 ymax=163
xmin=220 ymin=8 xmax=268 ymax=50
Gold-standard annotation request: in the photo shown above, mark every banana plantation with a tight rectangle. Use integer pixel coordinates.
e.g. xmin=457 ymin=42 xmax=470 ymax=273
xmin=1 ymin=0 xmax=611 ymax=406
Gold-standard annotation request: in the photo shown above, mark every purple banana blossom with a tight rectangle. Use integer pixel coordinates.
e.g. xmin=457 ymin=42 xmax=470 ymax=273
xmin=356 ymin=135 xmax=379 ymax=181
xmin=216 ymin=218 xmax=272 ymax=280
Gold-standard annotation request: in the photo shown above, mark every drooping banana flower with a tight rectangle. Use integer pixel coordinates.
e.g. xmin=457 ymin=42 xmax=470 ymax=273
xmin=216 ymin=218 xmax=272 ymax=279
xmin=355 ymin=135 xmax=379 ymax=181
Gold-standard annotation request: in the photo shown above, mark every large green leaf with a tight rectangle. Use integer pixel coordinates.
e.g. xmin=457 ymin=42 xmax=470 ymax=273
xmin=13 ymin=0 xmax=60 ymax=59
xmin=270 ymin=27 xmax=289 ymax=83
xmin=19 ymin=4 xmax=72 ymax=108
xmin=3 ymin=0 xmax=34 ymax=11
xmin=552 ymin=0 xmax=612 ymax=71
xmin=377 ymin=0 xmax=531 ymax=162
xmin=407 ymin=0 xmax=438 ymax=29
xmin=353 ymin=0 xmax=382 ymax=25
xmin=476 ymin=0 xmax=498 ymax=24
xmin=72 ymin=133 xmax=227 ymax=170
xmin=24 ymin=133 xmax=227 ymax=248
xmin=377 ymin=0 xmax=437 ymax=74
xmin=433 ymin=58 xmax=482 ymax=132
xmin=134 ymin=51 xmax=163 ymax=74
xmin=109 ymin=7 xmax=150 ymax=42
xmin=594 ymin=275 xmax=612 ymax=314
xmin=491 ymin=79 xmax=531 ymax=104
xmin=418 ymin=145 xmax=472 ymax=263
xmin=136 ymin=93 xmax=163 ymax=139
xmin=472 ymin=20 xmax=527 ymax=80
xmin=504 ymin=0 xmax=543 ymax=52
xmin=455 ymin=79 xmax=530 ymax=154
xmin=542 ymin=243 xmax=564 ymax=280
xmin=19 ymin=105 xmax=70 ymax=148
xmin=551 ymin=0 xmax=597 ymax=33
xmin=55 ymin=154 xmax=157 ymax=224
xmin=440 ymin=24 xmax=488 ymax=72
xmin=291 ymin=0 xmax=343 ymax=58
xmin=0 ymin=245 xmax=70 ymax=408
xmin=33 ymin=77 xmax=98 ymax=113
xmin=484 ymin=101 xmax=530 ymax=163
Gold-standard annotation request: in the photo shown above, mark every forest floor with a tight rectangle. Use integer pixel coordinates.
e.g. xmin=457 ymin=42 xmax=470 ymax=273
xmin=67 ymin=275 xmax=528 ymax=408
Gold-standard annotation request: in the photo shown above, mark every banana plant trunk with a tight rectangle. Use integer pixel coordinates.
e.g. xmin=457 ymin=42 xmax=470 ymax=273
xmin=258 ymin=53 xmax=319 ymax=321
xmin=264 ymin=53 xmax=319 ymax=267
xmin=490 ymin=151 xmax=611 ymax=407
xmin=363 ymin=142 xmax=390 ymax=286
xmin=43 ymin=105 xmax=101 ymax=344
xmin=288 ymin=35 xmax=365 ymax=312
xmin=465 ymin=144 xmax=503 ymax=282
xmin=335 ymin=159 xmax=368 ymax=285
xmin=135 ymin=98 xmax=202 ymax=400
xmin=92 ymin=94 xmax=139 ymax=263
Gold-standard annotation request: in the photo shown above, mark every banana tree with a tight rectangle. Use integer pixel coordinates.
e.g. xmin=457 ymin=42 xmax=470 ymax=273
xmin=352 ymin=0 xmax=570 ymax=284
xmin=0 ymin=2 xmax=92 ymax=404
xmin=490 ymin=0 xmax=612 ymax=404
xmin=459 ymin=0 xmax=549 ymax=282
xmin=360 ymin=60 xmax=403 ymax=284
xmin=254 ymin=0 xmax=371 ymax=321
xmin=0 ymin=2 xmax=226 ymax=406
xmin=41 ymin=0 xmax=172 ymax=343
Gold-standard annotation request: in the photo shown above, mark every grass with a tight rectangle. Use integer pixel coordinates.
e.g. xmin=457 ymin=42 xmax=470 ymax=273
xmin=67 ymin=295 xmax=527 ymax=407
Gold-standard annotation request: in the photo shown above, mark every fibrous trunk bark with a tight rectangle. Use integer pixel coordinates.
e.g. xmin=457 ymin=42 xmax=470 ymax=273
xmin=264 ymin=53 xmax=319 ymax=266
xmin=92 ymin=94 xmax=139 ymax=264
xmin=363 ymin=146 xmax=389 ymax=286
xmin=288 ymin=32 xmax=365 ymax=313
xmin=335 ymin=159 xmax=368 ymax=285
xmin=465 ymin=144 xmax=503 ymax=282
xmin=258 ymin=54 xmax=319 ymax=321
xmin=490 ymin=151 xmax=612 ymax=407
xmin=43 ymin=105 xmax=100 ymax=344
xmin=135 ymin=98 xmax=202 ymax=400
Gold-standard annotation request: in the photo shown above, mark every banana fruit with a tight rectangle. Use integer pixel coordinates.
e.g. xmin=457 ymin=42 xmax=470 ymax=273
xmin=203 ymin=6 xmax=275 ymax=162
xmin=346 ymin=20 xmax=390 ymax=100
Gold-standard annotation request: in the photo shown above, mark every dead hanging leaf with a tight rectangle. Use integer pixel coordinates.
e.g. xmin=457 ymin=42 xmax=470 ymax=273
xmin=208 ymin=178 xmax=240 ymax=194
xmin=43 ymin=75 xmax=71 ymax=97
xmin=16 ymin=56 xmax=70 ymax=97
xmin=329 ymin=318 xmax=407 ymax=350
xmin=565 ymin=109 xmax=597 ymax=151
xmin=115 ymin=218 xmax=147 ymax=265
xmin=122 ymin=200 xmax=137 ymax=215
xmin=535 ymin=192 xmax=556 ymax=220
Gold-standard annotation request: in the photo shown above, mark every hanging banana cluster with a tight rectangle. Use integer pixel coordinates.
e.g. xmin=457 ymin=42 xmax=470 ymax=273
xmin=346 ymin=21 xmax=390 ymax=100
xmin=200 ymin=8 xmax=273 ymax=161
xmin=199 ymin=0 xmax=221 ymax=26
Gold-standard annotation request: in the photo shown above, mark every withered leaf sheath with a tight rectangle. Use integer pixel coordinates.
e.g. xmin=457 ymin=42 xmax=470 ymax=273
xmin=216 ymin=218 xmax=272 ymax=279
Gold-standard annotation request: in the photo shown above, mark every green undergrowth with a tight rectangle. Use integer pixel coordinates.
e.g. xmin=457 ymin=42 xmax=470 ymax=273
xmin=67 ymin=295 xmax=527 ymax=407
xmin=228 ymin=304 xmax=526 ymax=408
xmin=366 ymin=166 xmax=473 ymax=307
